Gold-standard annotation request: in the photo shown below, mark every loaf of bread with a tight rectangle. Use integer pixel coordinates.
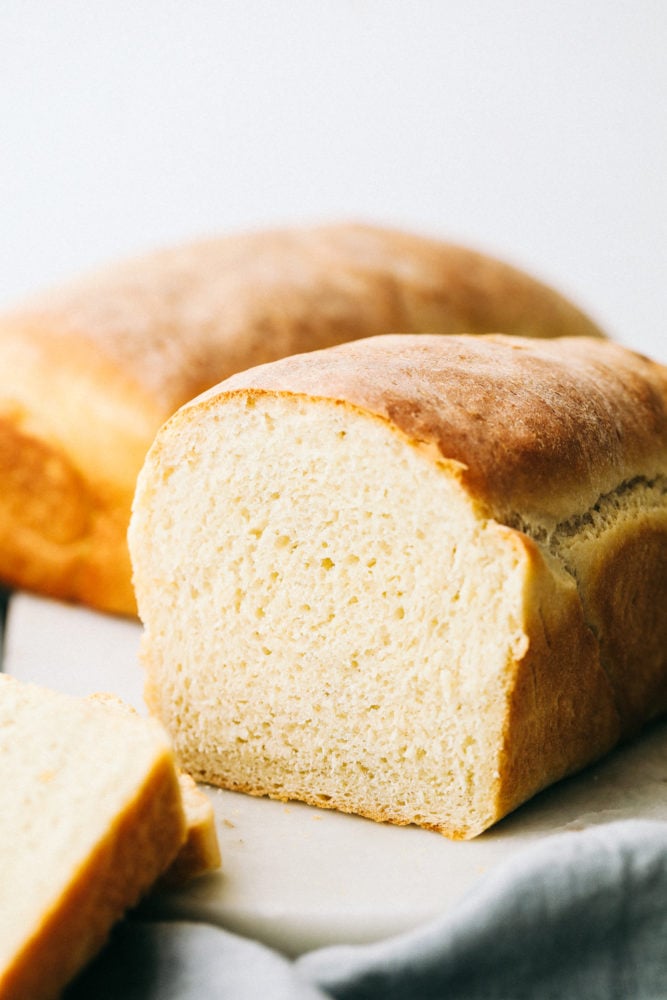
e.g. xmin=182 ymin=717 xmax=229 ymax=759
xmin=128 ymin=333 xmax=667 ymax=839
xmin=0 ymin=223 xmax=604 ymax=615
xmin=0 ymin=675 xmax=188 ymax=1000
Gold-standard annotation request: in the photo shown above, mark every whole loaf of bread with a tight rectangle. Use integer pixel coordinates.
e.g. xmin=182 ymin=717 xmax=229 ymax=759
xmin=129 ymin=333 xmax=667 ymax=838
xmin=0 ymin=223 xmax=604 ymax=614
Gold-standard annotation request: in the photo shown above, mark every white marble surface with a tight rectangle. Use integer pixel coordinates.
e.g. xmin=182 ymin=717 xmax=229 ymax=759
xmin=5 ymin=592 xmax=667 ymax=957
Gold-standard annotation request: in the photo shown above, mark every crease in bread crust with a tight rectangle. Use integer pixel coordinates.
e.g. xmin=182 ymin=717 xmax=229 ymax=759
xmin=507 ymin=475 xmax=667 ymax=734
xmin=507 ymin=474 xmax=667 ymax=547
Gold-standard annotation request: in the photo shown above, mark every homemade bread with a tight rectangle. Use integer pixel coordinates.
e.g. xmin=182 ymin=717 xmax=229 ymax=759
xmin=86 ymin=692 xmax=221 ymax=885
xmin=129 ymin=334 xmax=667 ymax=839
xmin=0 ymin=223 xmax=604 ymax=615
xmin=159 ymin=772 xmax=222 ymax=888
xmin=0 ymin=675 xmax=186 ymax=1000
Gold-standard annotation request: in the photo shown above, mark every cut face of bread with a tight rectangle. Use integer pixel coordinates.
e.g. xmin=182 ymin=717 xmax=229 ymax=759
xmin=0 ymin=223 xmax=606 ymax=615
xmin=129 ymin=334 xmax=667 ymax=839
xmin=0 ymin=676 xmax=186 ymax=1000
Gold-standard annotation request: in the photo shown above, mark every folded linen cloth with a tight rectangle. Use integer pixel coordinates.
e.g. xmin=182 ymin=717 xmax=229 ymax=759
xmin=66 ymin=819 xmax=667 ymax=1000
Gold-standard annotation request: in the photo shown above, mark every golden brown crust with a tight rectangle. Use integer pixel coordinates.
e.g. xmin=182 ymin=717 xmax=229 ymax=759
xmin=0 ymin=224 xmax=605 ymax=614
xmin=8 ymin=223 xmax=605 ymax=414
xmin=216 ymin=334 xmax=667 ymax=525
xmin=572 ymin=511 xmax=667 ymax=736
xmin=156 ymin=773 xmax=222 ymax=888
xmin=494 ymin=531 xmax=621 ymax=826
xmin=0 ymin=417 xmax=135 ymax=613
xmin=0 ymin=752 xmax=185 ymax=1000
xmin=0 ymin=326 xmax=158 ymax=614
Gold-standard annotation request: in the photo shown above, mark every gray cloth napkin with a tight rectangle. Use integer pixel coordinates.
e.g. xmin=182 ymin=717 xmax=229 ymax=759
xmin=66 ymin=819 xmax=667 ymax=1000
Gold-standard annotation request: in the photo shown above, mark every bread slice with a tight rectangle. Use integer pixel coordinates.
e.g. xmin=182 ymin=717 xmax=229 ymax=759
xmin=0 ymin=675 xmax=187 ymax=1000
xmin=0 ymin=223 xmax=604 ymax=615
xmin=86 ymin=693 xmax=221 ymax=885
xmin=129 ymin=333 xmax=667 ymax=839
xmin=158 ymin=772 xmax=222 ymax=888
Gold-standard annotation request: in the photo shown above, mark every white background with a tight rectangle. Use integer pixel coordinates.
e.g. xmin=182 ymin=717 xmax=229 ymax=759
xmin=1 ymin=1 xmax=665 ymax=359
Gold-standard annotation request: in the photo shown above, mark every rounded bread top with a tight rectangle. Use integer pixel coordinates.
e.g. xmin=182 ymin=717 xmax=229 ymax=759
xmin=194 ymin=333 xmax=667 ymax=525
xmin=0 ymin=223 xmax=604 ymax=418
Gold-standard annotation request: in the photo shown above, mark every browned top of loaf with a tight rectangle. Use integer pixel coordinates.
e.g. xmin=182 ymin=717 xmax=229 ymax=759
xmin=207 ymin=334 xmax=667 ymax=524
xmin=0 ymin=223 xmax=603 ymax=417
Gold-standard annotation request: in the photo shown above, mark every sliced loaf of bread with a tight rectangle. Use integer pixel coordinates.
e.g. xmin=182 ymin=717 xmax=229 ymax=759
xmin=128 ymin=334 xmax=667 ymax=838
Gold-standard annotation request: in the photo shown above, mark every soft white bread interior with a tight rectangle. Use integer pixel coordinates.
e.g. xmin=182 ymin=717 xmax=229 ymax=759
xmin=0 ymin=223 xmax=605 ymax=615
xmin=0 ymin=675 xmax=187 ymax=1000
xmin=129 ymin=333 xmax=667 ymax=839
